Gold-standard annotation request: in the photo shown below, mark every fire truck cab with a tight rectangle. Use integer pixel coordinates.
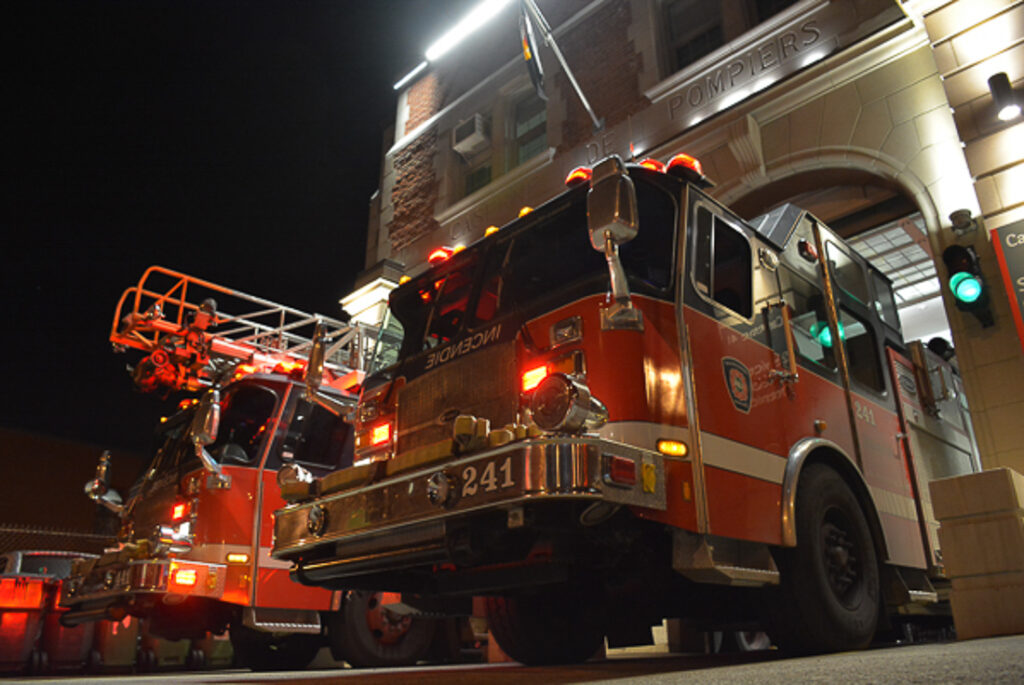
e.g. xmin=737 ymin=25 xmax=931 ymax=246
xmin=274 ymin=156 xmax=979 ymax=664
xmin=59 ymin=267 xmax=439 ymax=670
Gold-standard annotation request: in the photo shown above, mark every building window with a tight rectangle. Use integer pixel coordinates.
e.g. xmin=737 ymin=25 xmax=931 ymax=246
xmin=664 ymin=0 xmax=724 ymax=72
xmin=662 ymin=0 xmax=801 ymax=74
xmin=465 ymin=163 xmax=492 ymax=196
xmin=512 ymin=93 xmax=547 ymax=167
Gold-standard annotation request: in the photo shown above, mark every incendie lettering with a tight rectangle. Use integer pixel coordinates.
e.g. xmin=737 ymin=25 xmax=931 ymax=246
xmin=425 ymin=324 xmax=502 ymax=370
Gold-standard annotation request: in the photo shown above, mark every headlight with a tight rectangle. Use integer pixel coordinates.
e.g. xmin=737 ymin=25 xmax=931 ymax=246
xmin=530 ymin=373 xmax=607 ymax=434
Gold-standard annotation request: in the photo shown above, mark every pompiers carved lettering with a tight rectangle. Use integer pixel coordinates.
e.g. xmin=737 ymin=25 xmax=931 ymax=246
xmin=667 ymin=21 xmax=822 ymax=118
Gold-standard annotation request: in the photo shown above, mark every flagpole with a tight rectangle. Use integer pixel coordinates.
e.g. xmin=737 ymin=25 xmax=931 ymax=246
xmin=522 ymin=0 xmax=604 ymax=132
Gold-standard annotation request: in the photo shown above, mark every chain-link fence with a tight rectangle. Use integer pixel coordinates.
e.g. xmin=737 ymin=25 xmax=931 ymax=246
xmin=0 ymin=524 xmax=114 ymax=556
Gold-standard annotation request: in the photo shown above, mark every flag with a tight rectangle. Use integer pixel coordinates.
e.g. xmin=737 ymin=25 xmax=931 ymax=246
xmin=519 ymin=1 xmax=547 ymax=101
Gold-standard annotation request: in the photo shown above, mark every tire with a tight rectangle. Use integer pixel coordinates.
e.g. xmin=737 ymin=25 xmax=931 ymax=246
xmin=86 ymin=648 xmax=103 ymax=674
xmin=769 ymin=464 xmax=880 ymax=653
xmin=718 ymin=630 xmax=772 ymax=652
xmin=229 ymin=623 xmax=321 ymax=672
xmin=328 ymin=591 xmax=435 ymax=668
xmin=485 ymin=583 xmax=606 ymax=666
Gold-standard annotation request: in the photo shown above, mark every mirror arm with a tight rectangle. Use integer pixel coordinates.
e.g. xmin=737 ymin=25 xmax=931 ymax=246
xmin=84 ymin=450 xmax=125 ymax=516
xmin=304 ymin=385 xmax=353 ymax=419
xmin=194 ymin=440 xmax=231 ymax=487
xmin=601 ymin=232 xmax=644 ymax=331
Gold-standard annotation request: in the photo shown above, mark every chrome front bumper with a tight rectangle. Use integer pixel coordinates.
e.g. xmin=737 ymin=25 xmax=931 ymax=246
xmin=60 ymin=556 xmax=227 ymax=623
xmin=272 ymin=436 xmax=666 ymax=575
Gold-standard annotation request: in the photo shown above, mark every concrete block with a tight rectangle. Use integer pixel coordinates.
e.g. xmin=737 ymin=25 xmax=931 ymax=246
xmin=929 ymin=468 xmax=1024 ymax=521
xmin=950 ymin=571 xmax=1024 ymax=640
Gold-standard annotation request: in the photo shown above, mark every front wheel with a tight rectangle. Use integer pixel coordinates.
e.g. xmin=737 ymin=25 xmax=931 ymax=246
xmin=328 ymin=591 xmax=436 ymax=667
xmin=485 ymin=582 xmax=606 ymax=666
xmin=768 ymin=464 xmax=880 ymax=653
xmin=229 ymin=624 xmax=321 ymax=672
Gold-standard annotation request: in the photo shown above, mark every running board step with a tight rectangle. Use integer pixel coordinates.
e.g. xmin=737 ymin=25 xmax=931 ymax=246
xmin=672 ymin=531 xmax=779 ymax=587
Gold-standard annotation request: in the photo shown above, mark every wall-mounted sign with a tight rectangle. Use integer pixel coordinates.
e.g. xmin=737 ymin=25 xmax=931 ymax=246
xmin=991 ymin=220 xmax=1024 ymax=355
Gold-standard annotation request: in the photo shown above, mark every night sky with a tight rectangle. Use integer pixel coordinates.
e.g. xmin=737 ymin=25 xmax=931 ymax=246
xmin=4 ymin=0 xmax=479 ymax=454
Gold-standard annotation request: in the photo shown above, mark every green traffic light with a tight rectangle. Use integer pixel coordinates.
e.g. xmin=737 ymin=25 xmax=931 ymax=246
xmin=810 ymin=321 xmax=845 ymax=348
xmin=949 ymin=272 xmax=983 ymax=303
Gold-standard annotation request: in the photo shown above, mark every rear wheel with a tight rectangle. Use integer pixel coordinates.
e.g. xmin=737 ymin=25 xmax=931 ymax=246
xmin=328 ymin=591 xmax=436 ymax=667
xmin=769 ymin=464 xmax=880 ymax=653
xmin=485 ymin=582 xmax=606 ymax=666
xmin=229 ymin=624 xmax=321 ymax=672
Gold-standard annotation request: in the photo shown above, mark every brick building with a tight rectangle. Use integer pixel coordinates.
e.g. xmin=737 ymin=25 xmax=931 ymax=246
xmin=344 ymin=0 xmax=1024 ymax=474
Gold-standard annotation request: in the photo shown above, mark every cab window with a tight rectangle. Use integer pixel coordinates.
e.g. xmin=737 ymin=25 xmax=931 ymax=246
xmin=839 ymin=307 xmax=886 ymax=393
xmin=693 ymin=206 xmax=752 ymax=318
xmin=827 ymin=241 xmax=870 ymax=304
xmin=282 ymin=401 xmax=354 ymax=471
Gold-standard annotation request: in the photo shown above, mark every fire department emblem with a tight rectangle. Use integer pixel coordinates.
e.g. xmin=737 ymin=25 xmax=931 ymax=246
xmin=722 ymin=357 xmax=752 ymax=414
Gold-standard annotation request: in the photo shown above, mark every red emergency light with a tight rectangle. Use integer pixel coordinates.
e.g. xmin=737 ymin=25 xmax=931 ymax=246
xmin=171 ymin=502 xmax=187 ymax=521
xmin=171 ymin=568 xmax=198 ymax=587
xmin=370 ymin=422 xmax=391 ymax=447
xmin=428 ymin=247 xmax=453 ymax=264
xmin=521 ymin=364 xmax=549 ymax=392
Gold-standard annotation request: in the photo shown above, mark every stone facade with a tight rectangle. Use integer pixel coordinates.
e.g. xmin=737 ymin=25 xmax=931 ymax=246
xmin=369 ymin=0 xmax=1024 ymax=473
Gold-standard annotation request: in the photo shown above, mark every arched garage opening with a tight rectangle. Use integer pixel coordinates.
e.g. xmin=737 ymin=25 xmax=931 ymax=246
xmin=730 ymin=168 xmax=952 ymax=346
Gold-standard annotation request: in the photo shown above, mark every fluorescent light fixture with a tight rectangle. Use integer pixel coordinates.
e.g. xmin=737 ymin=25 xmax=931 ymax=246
xmin=394 ymin=60 xmax=428 ymax=90
xmin=425 ymin=0 xmax=515 ymax=62
xmin=989 ymin=72 xmax=1021 ymax=122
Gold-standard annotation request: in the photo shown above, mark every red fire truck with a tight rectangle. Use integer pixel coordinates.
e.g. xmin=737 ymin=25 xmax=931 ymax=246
xmin=274 ymin=155 xmax=980 ymax=664
xmin=59 ymin=266 xmax=440 ymax=669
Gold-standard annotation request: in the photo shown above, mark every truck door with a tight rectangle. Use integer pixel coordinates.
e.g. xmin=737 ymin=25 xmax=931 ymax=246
xmin=254 ymin=389 xmax=348 ymax=609
xmin=817 ymin=230 xmax=926 ymax=569
xmin=680 ymin=195 xmax=856 ymax=546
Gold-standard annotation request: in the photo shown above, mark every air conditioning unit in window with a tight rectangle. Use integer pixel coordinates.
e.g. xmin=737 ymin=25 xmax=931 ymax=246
xmin=452 ymin=114 xmax=491 ymax=159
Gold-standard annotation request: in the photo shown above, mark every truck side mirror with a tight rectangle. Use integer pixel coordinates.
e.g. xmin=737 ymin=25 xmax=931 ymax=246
xmin=190 ymin=388 xmax=230 ymax=486
xmin=191 ymin=388 xmax=221 ymax=446
xmin=84 ymin=450 xmax=124 ymax=516
xmin=586 ymin=156 xmax=643 ymax=331
xmin=304 ymin=319 xmax=352 ymax=418
xmin=306 ymin=320 xmax=326 ymax=395
xmin=587 ymin=155 xmax=638 ymax=249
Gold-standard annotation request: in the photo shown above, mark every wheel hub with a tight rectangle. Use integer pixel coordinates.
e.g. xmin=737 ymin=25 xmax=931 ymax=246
xmin=822 ymin=519 xmax=860 ymax=602
xmin=365 ymin=592 xmax=413 ymax=646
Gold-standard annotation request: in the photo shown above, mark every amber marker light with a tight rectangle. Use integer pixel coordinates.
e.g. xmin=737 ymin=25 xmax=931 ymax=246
xmin=226 ymin=553 xmax=249 ymax=564
xmin=518 ymin=206 xmax=533 ymax=217
xmin=638 ymin=158 xmax=666 ymax=172
xmin=521 ymin=365 xmax=549 ymax=392
xmin=484 ymin=225 xmax=500 ymax=236
xmin=657 ymin=439 xmax=689 ymax=458
xmin=666 ymin=153 xmax=703 ymax=176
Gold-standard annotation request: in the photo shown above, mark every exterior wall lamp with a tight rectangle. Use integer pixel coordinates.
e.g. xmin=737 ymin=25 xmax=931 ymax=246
xmin=988 ymin=72 xmax=1021 ymax=122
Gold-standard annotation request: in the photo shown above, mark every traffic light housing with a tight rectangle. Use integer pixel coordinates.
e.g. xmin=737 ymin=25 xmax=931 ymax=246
xmin=942 ymin=244 xmax=994 ymax=327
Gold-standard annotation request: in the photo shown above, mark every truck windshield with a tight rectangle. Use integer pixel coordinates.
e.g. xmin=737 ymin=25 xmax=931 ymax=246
xmin=377 ymin=174 xmax=677 ymax=372
xmin=139 ymin=383 xmax=279 ymax=487
xmin=207 ymin=384 xmax=278 ymax=465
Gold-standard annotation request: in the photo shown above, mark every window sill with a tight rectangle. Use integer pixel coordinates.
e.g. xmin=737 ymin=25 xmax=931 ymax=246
xmin=437 ymin=147 xmax=556 ymax=225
